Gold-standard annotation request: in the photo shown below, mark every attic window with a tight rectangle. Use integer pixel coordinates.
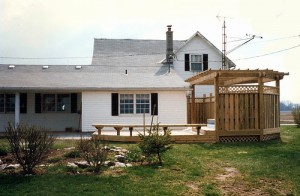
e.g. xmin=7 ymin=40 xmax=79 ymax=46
xmin=190 ymin=54 xmax=202 ymax=71
xmin=42 ymin=65 xmax=49 ymax=69
xmin=8 ymin=65 xmax=15 ymax=69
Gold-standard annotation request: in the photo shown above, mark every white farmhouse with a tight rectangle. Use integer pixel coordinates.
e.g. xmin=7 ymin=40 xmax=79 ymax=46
xmin=0 ymin=26 xmax=235 ymax=132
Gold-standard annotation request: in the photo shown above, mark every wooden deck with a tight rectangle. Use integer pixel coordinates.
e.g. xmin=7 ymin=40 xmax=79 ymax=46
xmin=91 ymin=123 xmax=217 ymax=143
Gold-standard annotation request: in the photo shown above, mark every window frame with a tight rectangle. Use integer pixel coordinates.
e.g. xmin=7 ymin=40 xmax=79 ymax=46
xmin=41 ymin=93 xmax=71 ymax=113
xmin=190 ymin=54 xmax=203 ymax=72
xmin=0 ymin=94 xmax=15 ymax=113
xmin=119 ymin=93 xmax=151 ymax=115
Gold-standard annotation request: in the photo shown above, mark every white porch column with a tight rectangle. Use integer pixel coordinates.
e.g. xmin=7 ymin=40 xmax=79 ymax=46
xmin=15 ymin=92 xmax=20 ymax=127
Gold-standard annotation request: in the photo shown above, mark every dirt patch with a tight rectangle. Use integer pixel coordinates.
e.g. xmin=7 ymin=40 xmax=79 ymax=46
xmin=215 ymin=167 xmax=293 ymax=195
xmin=216 ymin=167 xmax=240 ymax=181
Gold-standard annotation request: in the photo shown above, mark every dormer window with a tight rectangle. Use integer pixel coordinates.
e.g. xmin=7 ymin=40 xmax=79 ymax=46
xmin=190 ymin=54 xmax=202 ymax=71
xmin=185 ymin=53 xmax=208 ymax=72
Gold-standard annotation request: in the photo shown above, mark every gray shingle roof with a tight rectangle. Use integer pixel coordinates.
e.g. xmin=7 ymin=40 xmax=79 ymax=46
xmin=0 ymin=39 xmax=190 ymax=91
xmin=0 ymin=64 xmax=189 ymax=91
xmin=91 ymin=39 xmax=185 ymax=66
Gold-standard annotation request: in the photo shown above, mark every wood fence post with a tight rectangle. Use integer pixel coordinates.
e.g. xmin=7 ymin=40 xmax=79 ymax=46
xmin=258 ymin=76 xmax=265 ymax=141
xmin=191 ymin=85 xmax=196 ymax=124
xmin=214 ymin=73 xmax=220 ymax=142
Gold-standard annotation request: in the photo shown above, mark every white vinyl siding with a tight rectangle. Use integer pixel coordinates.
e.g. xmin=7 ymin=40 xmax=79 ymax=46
xmin=82 ymin=91 xmax=187 ymax=132
xmin=173 ymin=35 xmax=222 ymax=96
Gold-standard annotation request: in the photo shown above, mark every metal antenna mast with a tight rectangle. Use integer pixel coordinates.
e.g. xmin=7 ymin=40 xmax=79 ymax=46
xmin=222 ymin=18 xmax=227 ymax=70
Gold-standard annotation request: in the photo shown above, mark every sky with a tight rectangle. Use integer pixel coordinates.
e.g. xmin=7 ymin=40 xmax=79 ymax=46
xmin=0 ymin=0 xmax=299 ymax=103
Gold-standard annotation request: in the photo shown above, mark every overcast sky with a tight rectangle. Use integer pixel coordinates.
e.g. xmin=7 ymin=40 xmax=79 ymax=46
xmin=0 ymin=0 xmax=299 ymax=103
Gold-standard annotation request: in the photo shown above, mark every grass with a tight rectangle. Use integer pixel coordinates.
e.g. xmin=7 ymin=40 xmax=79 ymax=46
xmin=0 ymin=126 xmax=299 ymax=195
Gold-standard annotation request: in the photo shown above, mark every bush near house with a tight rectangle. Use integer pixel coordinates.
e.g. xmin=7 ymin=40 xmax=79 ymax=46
xmin=76 ymin=137 xmax=108 ymax=173
xmin=5 ymin=123 xmax=55 ymax=174
xmin=292 ymin=105 xmax=300 ymax=127
xmin=138 ymin=123 xmax=172 ymax=165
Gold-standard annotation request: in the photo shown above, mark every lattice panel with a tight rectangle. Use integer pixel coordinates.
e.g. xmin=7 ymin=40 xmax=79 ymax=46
xmin=219 ymin=136 xmax=260 ymax=143
xmin=263 ymin=133 xmax=280 ymax=141
xmin=263 ymin=86 xmax=279 ymax=95
xmin=219 ymin=85 xmax=258 ymax=94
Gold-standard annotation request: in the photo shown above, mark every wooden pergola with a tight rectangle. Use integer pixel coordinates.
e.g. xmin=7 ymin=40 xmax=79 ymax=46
xmin=186 ymin=69 xmax=289 ymax=142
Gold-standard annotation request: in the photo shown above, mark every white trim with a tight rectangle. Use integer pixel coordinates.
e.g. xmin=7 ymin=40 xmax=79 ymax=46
xmin=15 ymin=92 xmax=20 ymax=126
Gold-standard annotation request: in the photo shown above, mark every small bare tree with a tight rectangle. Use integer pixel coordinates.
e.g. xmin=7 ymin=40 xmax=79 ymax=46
xmin=5 ymin=123 xmax=55 ymax=174
xmin=76 ymin=137 xmax=108 ymax=173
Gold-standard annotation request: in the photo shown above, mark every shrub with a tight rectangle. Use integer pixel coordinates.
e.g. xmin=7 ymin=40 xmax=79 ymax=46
xmin=76 ymin=137 xmax=108 ymax=173
xmin=126 ymin=145 xmax=143 ymax=163
xmin=138 ymin=123 xmax=172 ymax=165
xmin=292 ymin=105 xmax=300 ymax=127
xmin=64 ymin=150 xmax=81 ymax=158
xmin=5 ymin=123 xmax=55 ymax=174
xmin=0 ymin=146 xmax=9 ymax=156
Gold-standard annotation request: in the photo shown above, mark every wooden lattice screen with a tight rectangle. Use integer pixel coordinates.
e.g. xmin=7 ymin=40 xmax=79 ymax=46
xmin=217 ymin=85 xmax=279 ymax=131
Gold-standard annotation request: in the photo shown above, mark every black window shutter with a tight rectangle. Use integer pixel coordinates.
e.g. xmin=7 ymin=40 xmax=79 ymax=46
xmin=184 ymin=54 xmax=190 ymax=71
xmin=203 ymin=54 xmax=208 ymax=71
xmin=111 ymin=93 xmax=119 ymax=116
xmin=151 ymin=93 xmax=158 ymax=115
xmin=71 ymin=93 xmax=77 ymax=113
xmin=20 ymin=93 xmax=27 ymax=113
xmin=35 ymin=93 xmax=41 ymax=113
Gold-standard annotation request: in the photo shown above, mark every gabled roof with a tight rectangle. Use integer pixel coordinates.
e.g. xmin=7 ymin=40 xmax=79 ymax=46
xmin=0 ymin=64 xmax=189 ymax=91
xmin=173 ymin=32 xmax=236 ymax=68
xmin=91 ymin=39 xmax=185 ymax=66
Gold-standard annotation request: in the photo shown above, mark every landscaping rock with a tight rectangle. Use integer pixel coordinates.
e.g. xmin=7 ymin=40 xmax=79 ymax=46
xmin=0 ymin=164 xmax=7 ymax=170
xmin=115 ymin=155 xmax=126 ymax=163
xmin=64 ymin=147 xmax=75 ymax=151
xmin=114 ymin=162 xmax=126 ymax=168
xmin=126 ymin=163 xmax=133 ymax=167
xmin=0 ymin=159 xmax=2 ymax=165
xmin=67 ymin=162 xmax=78 ymax=168
xmin=75 ymin=161 xmax=89 ymax=168
xmin=5 ymin=164 xmax=20 ymax=170
xmin=104 ymin=161 xmax=115 ymax=167
xmin=104 ymin=146 xmax=110 ymax=150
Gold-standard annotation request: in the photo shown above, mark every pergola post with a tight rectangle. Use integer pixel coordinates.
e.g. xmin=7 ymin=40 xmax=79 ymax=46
xmin=191 ymin=84 xmax=196 ymax=124
xmin=276 ymin=77 xmax=280 ymax=127
xmin=214 ymin=73 xmax=220 ymax=142
xmin=258 ymin=76 xmax=264 ymax=141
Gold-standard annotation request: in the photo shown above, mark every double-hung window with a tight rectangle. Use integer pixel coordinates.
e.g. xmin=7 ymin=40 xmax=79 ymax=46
xmin=190 ymin=54 xmax=202 ymax=71
xmin=42 ymin=94 xmax=70 ymax=112
xmin=119 ymin=94 xmax=150 ymax=114
xmin=120 ymin=94 xmax=134 ymax=114
xmin=136 ymin=94 xmax=150 ymax=114
xmin=6 ymin=94 xmax=16 ymax=112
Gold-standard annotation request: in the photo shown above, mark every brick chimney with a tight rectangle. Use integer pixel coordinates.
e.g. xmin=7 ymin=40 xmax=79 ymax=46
xmin=166 ymin=25 xmax=173 ymax=63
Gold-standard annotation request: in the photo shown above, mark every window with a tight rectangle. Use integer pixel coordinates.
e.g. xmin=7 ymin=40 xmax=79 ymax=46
xmin=5 ymin=94 xmax=15 ymax=113
xmin=136 ymin=94 xmax=150 ymax=114
xmin=120 ymin=94 xmax=134 ymax=114
xmin=119 ymin=94 xmax=150 ymax=114
xmin=190 ymin=54 xmax=202 ymax=71
xmin=43 ymin=94 xmax=56 ymax=112
xmin=57 ymin=94 xmax=70 ymax=112
xmin=0 ymin=94 xmax=4 ymax=112
xmin=185 ymin=53 xmax=208 ymax=72
xmin=42 ymin=94 xmax=70 ymax=112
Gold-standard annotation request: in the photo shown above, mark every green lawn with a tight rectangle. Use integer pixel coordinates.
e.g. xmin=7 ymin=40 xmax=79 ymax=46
xmin=0 ymin=126 xmax=299 ymax=195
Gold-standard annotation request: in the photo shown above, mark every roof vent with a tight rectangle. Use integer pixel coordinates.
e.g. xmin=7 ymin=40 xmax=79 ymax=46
xmin=42 ymin=65 xmax=49 ymax=69
xmin=8 ymin=65 xmax=15 ymax=69
xmin=75 ymin=65 xmax=82 ymax=69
